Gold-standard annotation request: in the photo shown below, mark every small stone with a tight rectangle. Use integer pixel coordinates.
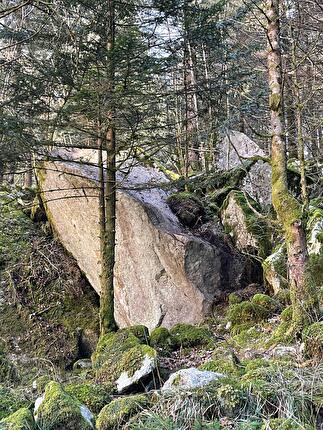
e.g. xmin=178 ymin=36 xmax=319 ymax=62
xmin=162 ymin=367 xmax=224 ymax=391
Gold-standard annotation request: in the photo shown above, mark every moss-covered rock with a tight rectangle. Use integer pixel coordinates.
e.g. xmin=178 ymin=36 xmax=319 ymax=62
xmin=65 ymin=382 xmax=112 ymax=415
xmin=0 ymin=407 xmax=36 ymax=430
xmin=0 ymin=386 xmax=29 ymax=421
xmin=96 ymin=394 xmax=149 ymax=430
xmin=149 ymin=327 xmax=175 ymax=354
xmin=169 ymin=323 xmax=213 ymax=348
xmin=302 ymin=322 xmax=323 ymax=360
xmin=92 ymin=330 xmax=157 ymax=393
xmin=227 ymin=301 xmax=269 ymax=333
xmin=260 ymin=418 xmax=315 ymax=430
xmin=34 ymin=381 xmax=94 ymax=430
xmin=228 ymin=292 xmax=242 ymax=305
xmin=220 ymin=190 xmax=271 ymax=258
xmin=167 ymin=192 xmax=205 ymax=227
xmin=32 ymin=375 xmax=53 ymax=396
xmin=251 ymin=294 xmax=281 ymax=314
xmin=120 ymin=326 xmax=149 ymax=345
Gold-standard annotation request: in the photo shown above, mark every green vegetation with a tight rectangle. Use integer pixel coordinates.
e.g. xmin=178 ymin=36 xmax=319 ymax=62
xmin=0 ymin=386 xmax=29 ymax=421
xmin=35 ymin=381 xmax=94 ymax=430
xmin=302 ymin=321 xmax=323 ymax=360
xmin=0 ymin=407 xmax=36 ymax=430
xmin=169 ymin=324 xmax=213 ymax=348
xmin=149 ymin=327 xmax=175 ymax=354
xmin=92 ymin=328 xmax=156 ymax=386
xmin=96 ymin=394 xmax=149 ymax=430
xmin=65 ymin=382 xmax=112 ymax=415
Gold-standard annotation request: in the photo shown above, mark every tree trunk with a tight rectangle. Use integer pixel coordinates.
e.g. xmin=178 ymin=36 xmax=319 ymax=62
xmin=266 ymin=0 xmax=319 ymax=331
xmin=99 ymin=0 xmax=117 ymax=334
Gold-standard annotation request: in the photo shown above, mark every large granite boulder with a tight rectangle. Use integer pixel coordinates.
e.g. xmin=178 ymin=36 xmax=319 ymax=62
xmin=216 ymin=131 xmax=271 ymax=205
xmin=38 ymin=151 xmax=260 ymax=330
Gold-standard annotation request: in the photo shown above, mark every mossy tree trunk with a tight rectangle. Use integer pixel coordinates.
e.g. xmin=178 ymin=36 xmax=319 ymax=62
xmin=99 ymin=0 xmax=117 ymax=334
xmin=266 ymin=0 xmax=319 ymax=330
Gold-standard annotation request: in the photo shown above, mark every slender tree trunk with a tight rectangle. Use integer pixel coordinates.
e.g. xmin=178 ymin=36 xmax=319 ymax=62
xmin=266 ymin=0 xmax=319 ymax=331
xmin=99 ymin=0 xmax=117 ymax=334
xmin=289 ymin=24 xmax=308 ymax=207
xmin=24 ymin=155 xmax=33 ymax=188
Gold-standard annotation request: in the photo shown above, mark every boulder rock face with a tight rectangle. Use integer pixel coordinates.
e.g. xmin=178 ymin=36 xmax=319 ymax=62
xmin=221 ymin=190 xmax=271 ymax=258
xmin=216 ymin=131 xmax=271 ymax=205
xmin=38 ymin=153 xmax=259 ymax=330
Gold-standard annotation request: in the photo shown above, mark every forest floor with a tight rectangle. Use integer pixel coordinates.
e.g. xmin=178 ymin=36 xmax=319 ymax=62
xmin=0 ymin=185 xmax=322 ymax=430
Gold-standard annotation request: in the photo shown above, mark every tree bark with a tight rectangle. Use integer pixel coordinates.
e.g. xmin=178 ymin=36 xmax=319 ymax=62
xmin=266 ymin=0 xmax=319 ymax=330
xmin=99 ymin=0 xmax=117 ymax=334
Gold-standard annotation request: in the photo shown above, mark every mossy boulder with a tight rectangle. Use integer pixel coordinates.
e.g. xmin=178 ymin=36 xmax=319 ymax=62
xmin=167 ymin=192 xmax=205 ymax=227
xmin=302 ymin=322 xmax=323 ymax=360
xmin=96 ymin=394 xmax=149 ymax=430
xmin=149 ymin=327 xmax=175 ymax=354
xmin=34 ymin=381 xmax=94 ymax=430
xmin=251 ymin=294 xmax=281 ymax=314
xmin=220 ymin=190 xmax=271 ymax=258
xmin=260 ymin=418 xmax=315 ymax=430
xmin=65 ymin=382 xmax=112 ymax=415
xmin=262 ymin=245 xmax=288 ymax=294
xmin=0 ymin=386 xmax=29 ymax=421
xmin=92 ymin=329 xmax=157 ymax=393
xmin=120 ymin=326 xmax=149 ymax=345
xmin=0 ymin=407 xmax=36 ymax=430
xmin=227 ymin=301 xmax=269 ymax=333
xmin=169 ymin=323 xmax=213 ymax=348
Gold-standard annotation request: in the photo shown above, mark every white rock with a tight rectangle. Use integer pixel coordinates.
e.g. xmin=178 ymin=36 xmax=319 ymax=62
xmin=162 ymin=367 xmax=224 ymax=391
xmin=116 ymin=353 xmax=156 ymax=394
xmin=34 ymin=394 xmax=44 ymax=419
xmin=80 ymin=405 xmax=94 ymax=428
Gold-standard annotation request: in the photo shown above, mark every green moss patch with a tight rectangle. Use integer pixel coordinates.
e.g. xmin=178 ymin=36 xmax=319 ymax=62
xmin=65 ymin=382 xmax=112 ymax=415
xmin=35 ymin=381 xmax=94 ymax=430
xmin=0 ymin=385 xmax=29 ymax=421
xmin=169 ymin=323 xmax=213 ymax=348
xmin=149 ymin=327 xmax=175 ymax=354
xmin=0 ymin=407 xmax=36 ymax=430
xmin=302 ymin=322 xmax=323 ymax=360
xmin=96 ymin=394 xmax=149 ymax=430
xmin=92 ymin=329 xmax=157 ymax=388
